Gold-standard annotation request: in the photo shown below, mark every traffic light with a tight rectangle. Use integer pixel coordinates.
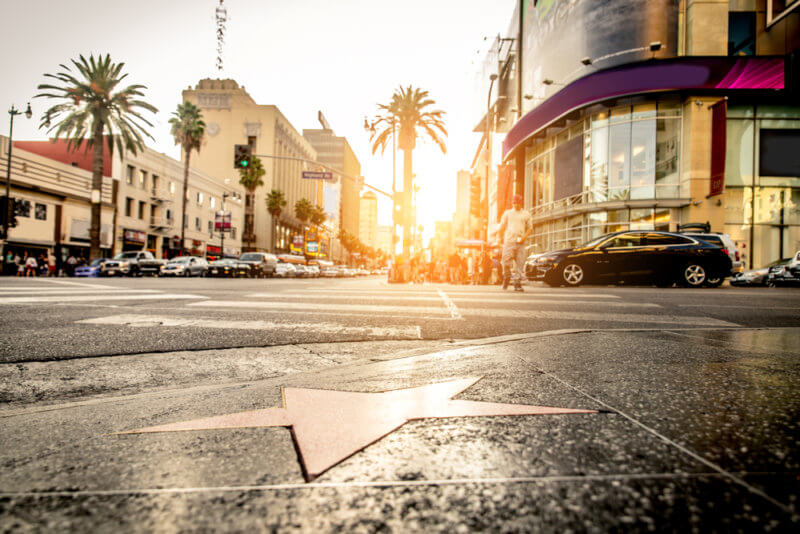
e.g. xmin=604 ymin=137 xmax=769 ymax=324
xmin=233 ymin=144 xmax=251 ymax=169
xmin=0 ymin=197 xmax=7 ymax=230
xmin=469 ymin=174 xmax=481 ymax=218
xmin=9 ymin=198 xmax=18 ymax=228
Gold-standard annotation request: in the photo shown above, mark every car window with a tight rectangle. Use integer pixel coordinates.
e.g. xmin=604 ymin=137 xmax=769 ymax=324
xmin=240 ymin=253 xmax=262 ymax=261
xmin=604 ymin=234 xmax=644 ymax=248
xmin=115 ymin=252 xmax=138 ymax=259
xmin=645 ymin=233 xmax=694 ymax=245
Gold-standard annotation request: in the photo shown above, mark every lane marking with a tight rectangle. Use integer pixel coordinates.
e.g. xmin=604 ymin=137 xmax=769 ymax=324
xmin=188 ymin=300 xmax=449 ymax=316
xmin=76 ymin=314 xmax=422 ymax=339
xmin=679 ymin=304 xmax=800 ymax=311
xmin=292 ymin=288 xmax=621 ymax=299
xmin=0 ymin=289 xmax=161 ymax=295
xmin=458 ymin=308 xmax=738 ymax=327
xmin=247 ymin=293 xmax=634 ymax=306
xmin=437 ymin=289 xmax=463 ymax=320
xmin=0 ymin=294 xmax=208 ymax=304
xmin=26 ymin=279 xmax=116 ymax=289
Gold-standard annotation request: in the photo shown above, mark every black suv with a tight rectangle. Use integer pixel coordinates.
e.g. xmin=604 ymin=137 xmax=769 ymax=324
xmin=238 ymin=252 xmax=277 ymax=278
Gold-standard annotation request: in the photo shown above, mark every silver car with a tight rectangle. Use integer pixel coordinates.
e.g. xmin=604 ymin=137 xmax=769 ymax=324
xmin=159 ymin=256 xmax=208 ymax=277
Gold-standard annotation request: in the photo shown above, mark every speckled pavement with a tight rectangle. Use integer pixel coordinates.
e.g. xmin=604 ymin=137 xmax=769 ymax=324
xmin=1 ymin=328 xmax=798 ymax=531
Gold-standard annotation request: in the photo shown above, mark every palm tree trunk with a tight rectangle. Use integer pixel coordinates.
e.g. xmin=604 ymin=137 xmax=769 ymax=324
xmin=402 ymin=147 xmax=413 ymax=262
xmin=89 ymin=122 xmax=104 ymax=260
xmin=180 ymin=147 xmax=190 ymax=256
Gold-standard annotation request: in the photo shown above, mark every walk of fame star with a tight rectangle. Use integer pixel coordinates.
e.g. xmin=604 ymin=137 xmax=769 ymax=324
xmin=118 ymin=377 xmax=597 ymax=480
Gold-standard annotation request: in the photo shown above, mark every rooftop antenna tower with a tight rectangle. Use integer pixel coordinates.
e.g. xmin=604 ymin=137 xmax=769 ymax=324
xmin=215 ymin=0 xmax=227 ymax=71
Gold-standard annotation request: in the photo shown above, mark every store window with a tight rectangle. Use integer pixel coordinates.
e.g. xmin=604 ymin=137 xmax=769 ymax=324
xmin=728 ymin=12 xmax=756 ymax=56
xmin=655 ymin=118 xmax=681 ymax=197
xmin=608 ymin=119 xmax=631 ymax=200
xmin=630 ymin=120 xmax=656 ymax=199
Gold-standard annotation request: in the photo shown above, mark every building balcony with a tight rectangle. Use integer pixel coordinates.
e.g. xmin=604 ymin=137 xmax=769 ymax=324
xmin=151 ymin=187 xmax=172 ymax=202
xmin=149 ymin=216 xmax=173 ymax=229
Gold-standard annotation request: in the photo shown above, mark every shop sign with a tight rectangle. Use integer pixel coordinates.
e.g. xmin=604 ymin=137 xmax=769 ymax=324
xmin=305 ymin=241 xmax=319 ymax=254
xmin=207 ymin=245 xmax=221 ymax=254
xmin=123 ymin=229 xmax=146 ymax=244
xmin=214 ymin=211 xmax=231 ymax=232
xmin=290 ymin=234 xmax=304 ymax=254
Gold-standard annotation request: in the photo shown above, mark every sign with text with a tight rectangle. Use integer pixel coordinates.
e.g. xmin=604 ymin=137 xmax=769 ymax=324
xmin=302 ymin=171 xmax=334 ymax=181
xmin=214 ymin=211 xmax=231 ymax=232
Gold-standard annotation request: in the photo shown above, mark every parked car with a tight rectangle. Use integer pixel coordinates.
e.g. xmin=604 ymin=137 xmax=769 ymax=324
xmin=294 ymin=264 xmax=309 ymax=278
xmin=767 ymin=251 xmax=800 ymax=287
xmin=677 ymin=223 xmax=743 ymax=278
xmin=530 ymin=230 xmax=732 ymax=288
xmin=322 ymin=265 xmax=339 ymax=278
xmin=238 ymin=252 xmax=277 ymax=278
xmin=274 ymin=262 xmax=296 ymax=278
xmin=731 ymin=258 xmax=791 ymax=286
xmin=74 ymin=258 xmax=110 ymax=277
xmin=159 ymin=256 xmax=208 ymax=277
xmin=306 ymin=265 xmax=320 ymax=278
xmin=103 ymin=250 xmax=165 ymax=277
xmin=207 ymin=258 xmax=251 ymax=278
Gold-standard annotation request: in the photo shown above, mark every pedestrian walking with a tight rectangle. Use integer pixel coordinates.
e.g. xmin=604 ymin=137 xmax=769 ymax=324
xmin=497 ymin=194 xmax=532 ymax=292
xmin=66 ymin=254 xmax=77 ymax=277
xmin=14 ymin=253 xmax=23 ymax=277
xmin=24 ymin=254 xmax=38 ymax=277
xmin=47 ymin=251 xmax=57 ymax=277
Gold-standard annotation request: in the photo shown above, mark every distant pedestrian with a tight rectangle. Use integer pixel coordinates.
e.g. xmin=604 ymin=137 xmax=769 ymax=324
xmin=14 ymin=253 xmax=23 ymax=277
xmin=66 ymin=254 xmax=77 ymax=277
xmin=497 ymin=194 xmax=532 ymax=292
xmin=47 ymin=252 xmax=57 ymax=277
xmin=24 ymin=254 xmax=38 ymax=277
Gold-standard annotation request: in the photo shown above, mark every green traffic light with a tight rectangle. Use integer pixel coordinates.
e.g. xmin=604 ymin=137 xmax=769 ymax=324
xmin=241 ymin=160 xmax=248 ymax=167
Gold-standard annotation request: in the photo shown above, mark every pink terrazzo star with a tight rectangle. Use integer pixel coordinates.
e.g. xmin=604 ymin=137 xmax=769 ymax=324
xmin=118 ymin=377 xmax=596 ymax=480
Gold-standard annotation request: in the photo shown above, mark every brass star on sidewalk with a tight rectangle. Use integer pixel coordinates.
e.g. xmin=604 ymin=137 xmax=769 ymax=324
xmin=118 ymin=377 xmax=596 ymax=480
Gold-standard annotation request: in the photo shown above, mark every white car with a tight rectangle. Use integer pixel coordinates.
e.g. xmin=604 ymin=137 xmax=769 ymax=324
xmin=274 ymin=262 xmax=296 ymax=278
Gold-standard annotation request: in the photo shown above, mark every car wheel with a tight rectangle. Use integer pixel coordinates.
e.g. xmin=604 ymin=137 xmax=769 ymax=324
xmin=704 ymin=277 xmax=723 ymax=288
xmin=183 ymin=270 xmax=190 ymax=277
xmin=561 ymin=263 xmax=584 ymax=286
xmin=681 ymin=263 xmax=707 ymax=287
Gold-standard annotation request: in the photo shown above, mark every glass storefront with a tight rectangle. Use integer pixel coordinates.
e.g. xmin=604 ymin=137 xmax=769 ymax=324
xmin=724 ymin=105 xmax=800 ymax=268
xmin=525 ymin=100 xmax=682 ymax=251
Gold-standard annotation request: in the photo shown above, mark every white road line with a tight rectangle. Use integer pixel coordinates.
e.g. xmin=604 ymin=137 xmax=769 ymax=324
xmin=245 ymin=293 xmax=655 ymax=309
xmin=458 ymin=308 xmax=737 ymax=327
xmin=249 ymin=292 xmax=623 ymax=302
xmin=437 ymin=289 xmax=463 ymax=320
xmin=77 ymin=314 xmax=422 ymax=339
xmin=188 ymin=300 xmax=448 ymax=315
xmin=679 ymin=304 xmax=800 ymax=311
xmin=0 ymin=294 xmax=208 ymax=304
xmin=0 ymin=289 xmax=161 ymax=295
xmin=26 ymin=279 xmax=116 ymax=289
xmin=287 ymin=292 xmax=622 ymax=299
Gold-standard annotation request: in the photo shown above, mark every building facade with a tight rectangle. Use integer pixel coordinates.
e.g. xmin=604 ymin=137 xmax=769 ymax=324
xmin=303 ymin=127 xmax=363 ymax=238
xmin=181 ymin=79 xmax=317 ymax=254
xmin=481 ymin=0 xmax=799 ymax=268
xmin=358 ymin=191 xmax=378 ymax=248
xmin=12 ymin=138 xmax=244 ymax=261
xmin=1 ymin=136 xmax=114 ymax=267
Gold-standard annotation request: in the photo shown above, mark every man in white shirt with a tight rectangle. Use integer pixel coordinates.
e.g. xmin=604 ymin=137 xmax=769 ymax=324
xmin=497 ymin=194 xmax=532 ymax=292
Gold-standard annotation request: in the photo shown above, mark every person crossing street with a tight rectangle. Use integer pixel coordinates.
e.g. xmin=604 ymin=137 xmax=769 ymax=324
xmin=497 ymin=194 xmax=532 ymax=292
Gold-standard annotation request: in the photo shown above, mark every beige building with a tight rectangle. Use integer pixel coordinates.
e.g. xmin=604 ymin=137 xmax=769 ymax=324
xmin=358 ymin=191 xmax=378 ymax=249
xmin=115 ymin=147 xmax=244 ymax=258
xmin=180 ymin=79 xmax=317 ymax=254
xmin=2 ymin=136 xmax=114 ymax=267
xmin=303 ymin=127 xmax=362 ymax=238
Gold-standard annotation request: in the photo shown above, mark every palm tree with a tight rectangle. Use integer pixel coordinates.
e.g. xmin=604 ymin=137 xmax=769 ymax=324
xmin=294 ymin=198 xmax=313 ymax=225
xmin=35 ymin=54 xmax=157 ymax=259
xmin=238 ymin=156 xmax=265 ymax=251
xmin=369 ymin=85 xmax=446 ymax=260
xmin=265 ymin=189 xmax=286 ymax=253
xmin=169 ymin=101 xmax=205 ymax=255
xmin=310 ymin=204 xmax=326 ymax=228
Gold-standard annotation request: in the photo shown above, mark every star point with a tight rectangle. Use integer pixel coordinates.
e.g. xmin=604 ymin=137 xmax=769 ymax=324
xmin=118 ymin=377 xmax=597 ymax=480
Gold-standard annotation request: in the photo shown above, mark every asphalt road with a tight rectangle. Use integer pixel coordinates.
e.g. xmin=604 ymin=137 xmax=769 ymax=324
xmin=1 ymin=276 xmax=799 ymax=531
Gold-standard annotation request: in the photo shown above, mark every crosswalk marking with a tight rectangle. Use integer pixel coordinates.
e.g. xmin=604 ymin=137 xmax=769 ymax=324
xmin=187 ymin=300 xmax=448 ymax=315
xmin=287 ymin=288 xmax=621 ymax=299
xmin=0 ymin=289 xmax=161 ymax=296
xmin=458 ymin=308 xmax=738 ymax=327
xmin=0 ymin=294 xmax=208 ymax=304
xmin=76 ymin=314 xmax=422 ymax=339
xmin=246 ymin=293 xmax=657 ymax=308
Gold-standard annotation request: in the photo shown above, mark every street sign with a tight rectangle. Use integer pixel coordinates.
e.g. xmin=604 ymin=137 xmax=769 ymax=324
xmin=302 ymin=171 xmax=334 ymax=181
xmin=214 ymin=211 xmax=231 ymax=232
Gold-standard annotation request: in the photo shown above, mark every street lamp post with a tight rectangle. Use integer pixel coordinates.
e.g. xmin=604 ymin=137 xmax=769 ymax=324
xmin=485 ymin=74 xmax=497 ymax=244
xmin=2 ymin=103 xmax=32 ymax=260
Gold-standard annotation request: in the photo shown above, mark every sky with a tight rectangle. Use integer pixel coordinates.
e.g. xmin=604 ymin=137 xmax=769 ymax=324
xmin=1 ymin=0 xmax=516 ymax=238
